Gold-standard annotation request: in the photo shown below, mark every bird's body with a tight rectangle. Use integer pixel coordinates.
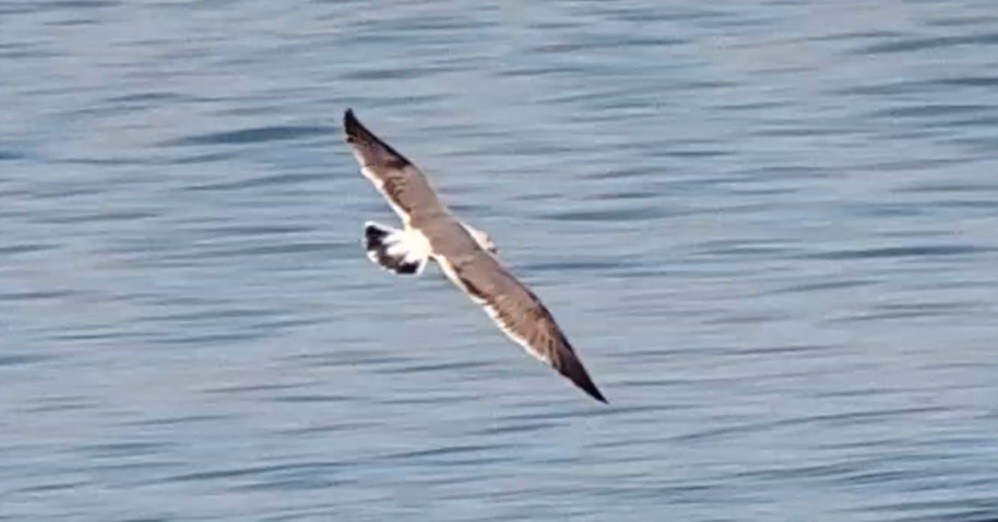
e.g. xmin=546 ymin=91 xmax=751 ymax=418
xmin=343 ymin=109 xmax=607 ymax=403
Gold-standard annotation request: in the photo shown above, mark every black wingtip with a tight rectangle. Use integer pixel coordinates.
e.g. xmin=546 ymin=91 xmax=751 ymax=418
xmin=559 ymin=350 xmax=609 ymax=404
xmin=341 ymin=109 xmax=413 ymax=168
xmin=581 ymin=380 xmax=609 ymax=404
xmin=343 ymin=108 xmax=361 ymax=138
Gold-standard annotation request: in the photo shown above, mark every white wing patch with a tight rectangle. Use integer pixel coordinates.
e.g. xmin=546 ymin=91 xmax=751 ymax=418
xmin=460 ymin=222 xmax=497 ymax=254
xmin=364 ymin=221 xmax=432 ymax=275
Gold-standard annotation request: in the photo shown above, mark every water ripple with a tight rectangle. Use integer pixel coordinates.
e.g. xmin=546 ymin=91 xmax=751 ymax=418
xmin=3 ymin=1 xmax=998 ymax=520
xmin=165 ymin=125 xmax=329 ymax=147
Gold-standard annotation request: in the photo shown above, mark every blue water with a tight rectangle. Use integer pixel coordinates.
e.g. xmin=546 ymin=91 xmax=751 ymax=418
xmin=3 ymin=1 xmax=998 ymax=520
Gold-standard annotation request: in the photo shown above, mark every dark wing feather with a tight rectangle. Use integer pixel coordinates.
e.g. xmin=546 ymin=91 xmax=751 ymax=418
xmin=343 ymin=109 xmax=443 ymax=222
xmin=446 ymin=252 xmax=607 ymax=403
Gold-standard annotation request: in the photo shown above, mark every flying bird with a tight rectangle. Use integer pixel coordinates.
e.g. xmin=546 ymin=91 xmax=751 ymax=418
xmin=343 ymin=109 xmax=607 ymax=403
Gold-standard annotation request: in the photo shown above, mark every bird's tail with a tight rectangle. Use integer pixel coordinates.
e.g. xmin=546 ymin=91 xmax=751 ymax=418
xmin=363 ymin=222 xmax=429 ymax=276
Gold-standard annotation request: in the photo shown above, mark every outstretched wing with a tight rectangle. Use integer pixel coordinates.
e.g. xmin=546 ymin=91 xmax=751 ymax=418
xmin=343 ymin=109 xmax=444 ymax=223
xmin=441 ymin=251 xmax=608 ymax=403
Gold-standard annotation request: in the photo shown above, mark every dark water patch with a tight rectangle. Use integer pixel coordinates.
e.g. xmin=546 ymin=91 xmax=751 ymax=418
xmin=809 ymin=29 xmax=906 ymax=42
xmin=0 ymin=0 xmax=116 ymax=14
xmin=371 ymin=359 xmax=491 ymax=375
xmin=729 ymin=460 xmax=862 ymax=482
xmin=927 ymin=11 xmax=998 ymax=26
xmin=531 ymin=37 xmax=684 ymax=54
xmin=693 ymin=239 xmax=795 ymax=258
xmin=581 ymin=166 xmax=653 ymax=180
xmin=12 ymin=481 xmax=89 ymax=494
xmin=834 ymin=82 xmax=916 ymax=97
xmin=279 ymin=350 xmax=413 ymax=369
xmin=611 ymin=377 xmax=695 ymax=390
xmin=77 ymin=441 xmax=173 ymax=457
xmin=191 ymin=223 xmax=313 ymax=236
xmin=900 ymin=182 xmax=998 ymax=194
xmin=23 ymin=184 xmax=104 ymax=199
xmin=203 ymin=382 xmax=304 ymax=395
xmin=506 ymin=403 xmax=672 ymax=423
xmin=150 ymin=461 xmax=344 ymax=485
xmin=247 ymin=317 xmax=318 ymax=332
xmin=104 ymin=91 xmax=186 ymax=104
xmin=164 ymin=125 xmax=329 ymax=147
xmin=181 ymin=241 xmax=345 ymax=261
xmin=944 ymin=134 xmax=998 ymax=152
xmin=233 ymin=474 xmax=348 ymax=492
xmin=182 ymin=172 xmax=326 ymax=192
xmin=499 ymin=64 xmax=589 ymax=78
xmin=19 ymin=395 xmax=97 ymax=413
xmin=46 ymin=0 xmax=119 ymax=9
xmin=855 ymin=496 xmax=998 ymax=518
xmin=936 ymin=115 xmax=998 ymax=128
xmin=521 ymin=259 xmax=624 ymax=273
xmin=151 ymin=308 xmax=276 ymax=322
xmin=834 ymin=301 xmax=978 ymax=322
xmin=341 ymin=64 xmax=465 ymax=81
xmin=855 ymin=156 xmax=969 ymax=173
xmin=56 ymin=156 xmax=159 ymax=167
xmin=401 ymin=14 xmax=490 ymax=31
xmin=470 ymin=421 xmax=557 ymax=436
xmin=0 ymin=149 xmax=23 ymax=161
xmin=172 ymin=151 xmax=240 ymax=164
xmin=904 ymin=511 xmax=998 ymax=522
xmin=869 ymin=104 xmax=994 ymax=119
xmin=772 ymin=279 xmax=873 ymax=295
xmin=374 ymin=393 xmax=477 ymax=406
xmin=274 ymin=421 xmax=380 ymax=437
xmin=701 ymin=312 xmax=792 ymax=326
xmin=854 ymin=32 xmax=998 ymax=55
xmin=813 ymin=387 xmax=906 ymax=400
xmin=932 ymin=75 xmax=998 ymax=88
xmin=607 ymin=5 xmax=724 ymax=23
xmin=121 ymin=414 xmax=231 ymax=428
xmin=652 ymin=147 xmax=733 ymax=158
xmin=754 ymin=125 xmax=859 ymax=138
xmin=581 ymin=190 xmax=658 ymax=201
xmin=36 ymin=210 xmax=157 ymax=224
xmin=0 ymin=243 xmax=54 ymax=256
xmin=382 ymin=443 xmax=512 ymax=463
xmin=728 ymin=344 xmax=831 ymax=357
xmin=540 ymin=205 xmax=678 ymax=222
xmin=0 ymin=290 xmax=73 ymax=301
xmin=805 ymin=244 xmax=986 ymax=260
xmin=674 ymin=406 xmax=949 ymax=443
xmin=712 ymin=100 xmax=789 ymax=112
xmin=149 ymin=331 xmax=265 ymax=346
xmin=50 ymin=330 xmax=137 ymax=342
xmin=0 ymin=353 xmax=55 ymax=367
xmin=929 ymin=199 xmax=998 ymax=211
xmin=268 ymin=394 xmax=354 ymax=404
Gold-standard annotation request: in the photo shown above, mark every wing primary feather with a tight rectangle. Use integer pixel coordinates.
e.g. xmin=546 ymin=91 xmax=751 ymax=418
xmin=453 ymin=260 xmax=608 ymax=404
xmin=343 ymin=109 xmax=412 ymax=169
xmin=550 ymin=333 xmax=608 ymax=403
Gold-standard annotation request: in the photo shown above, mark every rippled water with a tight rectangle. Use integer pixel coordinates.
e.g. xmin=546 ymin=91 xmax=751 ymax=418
xmin=3 ymin=1 xmax=998 ymax=520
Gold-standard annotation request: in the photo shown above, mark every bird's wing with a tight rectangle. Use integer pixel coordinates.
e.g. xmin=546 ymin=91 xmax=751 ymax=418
xmin=440 ymin=251 xmax=607 ymax=403
xmin=343 ymin=109 xmax=445 ymax=224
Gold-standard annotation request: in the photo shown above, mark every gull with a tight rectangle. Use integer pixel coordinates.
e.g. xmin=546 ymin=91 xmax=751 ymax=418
xmin=343 ymin=109 xmax=607 ymax=403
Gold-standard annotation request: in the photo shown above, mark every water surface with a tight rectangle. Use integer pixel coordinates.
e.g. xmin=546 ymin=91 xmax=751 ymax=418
xmin=2 ymin=1 xmax=998 ymax=520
